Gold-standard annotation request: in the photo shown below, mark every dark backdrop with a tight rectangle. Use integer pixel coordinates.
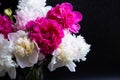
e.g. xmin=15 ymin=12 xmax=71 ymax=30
xmin=0 ymin=0 xmax=120 ymax=80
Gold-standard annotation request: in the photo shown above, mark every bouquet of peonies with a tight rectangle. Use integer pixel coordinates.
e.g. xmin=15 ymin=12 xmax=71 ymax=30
xmin=0 ymin=0 xmax=91 ymax=80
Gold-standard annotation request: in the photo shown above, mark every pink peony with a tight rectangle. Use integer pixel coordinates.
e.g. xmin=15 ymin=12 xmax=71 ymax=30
xmin=46 ymin=2 xmax=83 ymax=33
xmin=0 ymin=14 xmax=13 ymax=38
xmin=26 ymin=18 xmax=64 ymax=55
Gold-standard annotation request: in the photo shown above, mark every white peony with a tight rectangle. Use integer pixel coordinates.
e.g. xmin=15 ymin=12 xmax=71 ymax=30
xmin=18 ymin=0 xmax=47 ymax=10
xmin=48 ymin=30 xmax=91 ymax=72
xmin=0 ymin=34 xmax=17 ymax=79
xmin=8 ymin=30 xmax=40 ymax=68
xmin=14 ymin=0 xmax=51 ymax=30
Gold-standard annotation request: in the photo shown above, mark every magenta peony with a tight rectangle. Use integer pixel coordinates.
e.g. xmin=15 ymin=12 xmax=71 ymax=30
xmin=46 ymin=2 xmax=83 ymax=33
xmin=0 ymin=14 xmax=13 ymax=38
xmin=26 ymin=18 xmax=64 ymax=55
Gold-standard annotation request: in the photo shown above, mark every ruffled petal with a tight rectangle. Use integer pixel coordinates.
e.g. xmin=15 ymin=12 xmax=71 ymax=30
xmin=7 ymin=67 xmax=16 ymax=79
xmin=69 ymin=23 xmax=80 ymax=33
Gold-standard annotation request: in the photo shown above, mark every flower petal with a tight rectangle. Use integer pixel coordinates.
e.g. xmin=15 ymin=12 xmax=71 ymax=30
xmin=66 ymin=62 xmax=76 ymax=72
xmin=7 ymin=67 xmax=16 ymax=79
xmin=69 ymin=24 xmax=80 ymax=33
xmin=15 ymin=54 xmax=34 ymax=68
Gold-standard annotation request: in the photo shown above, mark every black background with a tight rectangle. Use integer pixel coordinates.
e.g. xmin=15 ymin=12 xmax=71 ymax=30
xmin=0 ymin=0 xmax=120 ymax=80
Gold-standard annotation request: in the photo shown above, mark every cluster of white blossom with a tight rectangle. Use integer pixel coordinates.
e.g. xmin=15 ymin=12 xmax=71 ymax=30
xmin=14 ymin=0 xmax=51 ymax=30
xmin=48 ymin=30 xmax=91 ymax=72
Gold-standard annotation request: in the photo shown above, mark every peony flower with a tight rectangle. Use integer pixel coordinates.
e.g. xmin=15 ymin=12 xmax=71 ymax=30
xmin=8 ymin=30 xmax=39 ymax=68
xmin=48 ymin=30 xmax=90 ymax=72
xmin=18 ymin=0 xmax=47 ymax=10
xmin=0 ymin=14 xmax=13 ymax=38
xmin=0 ymin=34 xmax=17 ymax=79
xmin=46 ymin=2 xmax=82 ymax=33
xmin=13 ymin=0 xmax=51 ymax=31
xmin=26 ymin=18 xmax=64 ymax=55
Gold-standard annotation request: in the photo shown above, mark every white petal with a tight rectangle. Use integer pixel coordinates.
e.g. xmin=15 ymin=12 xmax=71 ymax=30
xmin=0 ymin=34 xmax=17 ymax=79
xmin=66 ymin=62 xmax=76 ymax=72
xmin=17 ymin=30 xmax=27 ymax=37
xmin=7 ymin=67 xmax=16 ymax=79
xmin=15 ymin=55 xmax=34 ymax=68
xmin=48 ymin=57 xmax=57 ymax=71
xmin=8 ymin=33 xmax=19 ymax=42
xmin=29 ymin=47 xmax=39 ymax=64
xmin=8 ymin=30 xmax=27 ymax=42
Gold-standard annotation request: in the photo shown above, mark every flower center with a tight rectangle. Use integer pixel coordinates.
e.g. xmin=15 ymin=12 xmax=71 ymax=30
xmin=56 ymin=45 xmax=75 ymax=62
xmin=56 ymin=46 xmax=68 ymax=62
xmin=15 ymin=36 xmax=35 ymax=57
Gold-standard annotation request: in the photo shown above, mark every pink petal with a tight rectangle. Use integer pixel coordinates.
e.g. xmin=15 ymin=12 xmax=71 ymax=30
xmin=61 ymin=2 xmax=73 ymax=12
xmin=72 ymin=11 xmax=83 ymax=22
xmin=69 ymin=24 xmax=80 ymax=33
